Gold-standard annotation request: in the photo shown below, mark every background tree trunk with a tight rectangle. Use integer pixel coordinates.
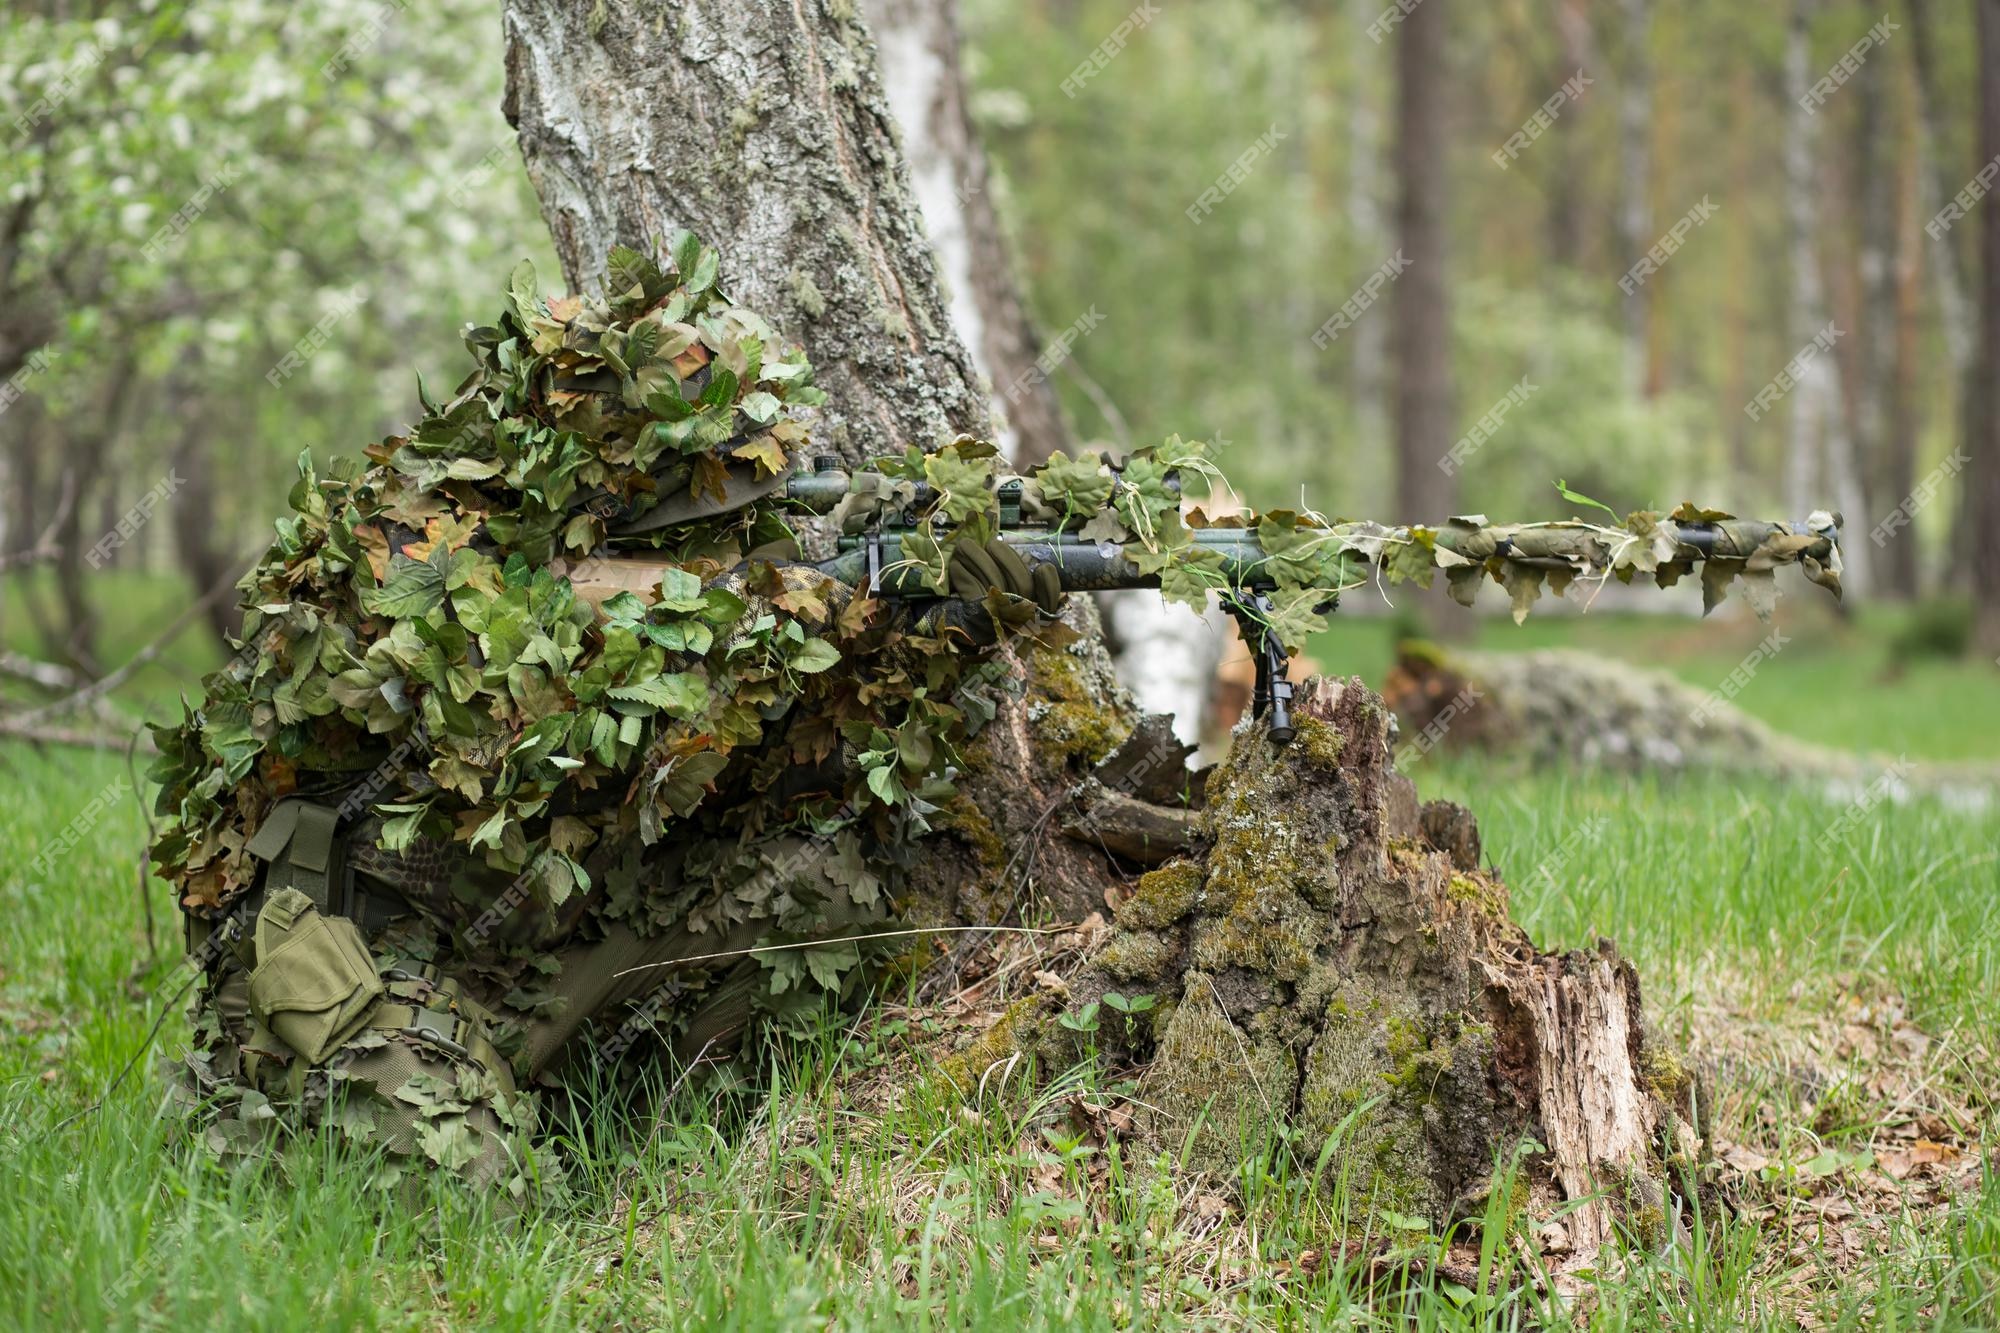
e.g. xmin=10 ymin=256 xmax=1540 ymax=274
xmin=500 ymin=0 xmax=988 ymax=465
xmin=1392 ymin=0 xmax=1460 ymax=633
xmin=1782 ymin=0 xmax=1867 ymax=597
xmin=1906 ymin=0 xmax=1982 ymax=593
xmin=1973 ymin=0 xmax=2000 ymax=655
xmin=861 ymin=0 xmax=1074 ymax=468
xmin=858 ymin=0 xmax=1221 ymax=746
xmin=1615 ymin=0 xmax=1653 ymax=395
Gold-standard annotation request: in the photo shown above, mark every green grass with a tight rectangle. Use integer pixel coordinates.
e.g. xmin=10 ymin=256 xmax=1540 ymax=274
xmin=2 ymin=579 xmax=1997 ymax=1327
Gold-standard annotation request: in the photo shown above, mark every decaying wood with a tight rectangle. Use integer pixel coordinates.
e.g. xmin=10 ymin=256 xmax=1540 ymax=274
xmin=962 ymin=674 xmax=1696 ymax=1255
xmin=1060 ymin=786 xmax=1200 ymax=865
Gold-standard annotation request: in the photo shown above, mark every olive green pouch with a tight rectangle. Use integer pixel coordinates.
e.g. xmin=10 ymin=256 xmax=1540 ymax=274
xmin=246 ymin=888 xmax=385 ymax=1063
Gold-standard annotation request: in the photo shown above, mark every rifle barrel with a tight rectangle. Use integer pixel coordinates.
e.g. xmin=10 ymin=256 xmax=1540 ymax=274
xmin=818 ymin=516 xmax=1841 ymax=594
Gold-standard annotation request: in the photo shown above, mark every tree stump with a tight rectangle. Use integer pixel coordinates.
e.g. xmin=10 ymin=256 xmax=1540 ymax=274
xmin=979 ymin=675 xmax=1700 ymax=1253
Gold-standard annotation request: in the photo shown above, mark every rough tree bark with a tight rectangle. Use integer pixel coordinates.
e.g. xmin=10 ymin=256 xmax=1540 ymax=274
xmin=500 ymin=0 xmax=1137 ymax=923
xmin=501 ymin=0 xmax=987 ymax=465
xmin=499 ymin=0 xmax=1695 ymax=1242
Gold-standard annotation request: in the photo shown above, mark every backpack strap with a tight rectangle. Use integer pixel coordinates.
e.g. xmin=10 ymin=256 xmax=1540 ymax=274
xmin=245 ymin=798 xmax=342 ymax=916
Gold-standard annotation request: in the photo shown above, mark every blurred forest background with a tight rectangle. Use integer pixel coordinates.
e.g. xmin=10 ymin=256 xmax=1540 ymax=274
xmin=2 ymin=0 xmax=1996 ymax=678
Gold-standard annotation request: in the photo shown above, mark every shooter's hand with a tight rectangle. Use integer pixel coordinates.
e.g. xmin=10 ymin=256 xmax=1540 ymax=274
xmin=945 ymin=538 xmax=1065 ymax=616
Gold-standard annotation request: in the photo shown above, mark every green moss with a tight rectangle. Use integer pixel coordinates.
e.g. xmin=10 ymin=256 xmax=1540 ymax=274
xmin=1642 ymin=1043 xmax=1691 ymax=1103
xmin=1293 ymin=715 xmax=1345 ymax=769
xmin=1096 ymin=929 xmax=1176 ymax=981
xmin=1145 ymin=975 xmax=1300 ymax=1174
xmin=1445 ymin=871 xmax=1508 ymax=917
xmin=936 ymin=792 xmax=1005 ymax=875
xmin=725 ymin=88 xmax=768 ymax=151
xmin=931 ymin=994 xmax=1048 ymax=1098
xmin=1190 ymin=884 xmax=1318 ymax=980
xmin=1118 ymin=861 xmax=1203 ymax=930
xmin=1024 ymin=641 xmax=1131 ymax=767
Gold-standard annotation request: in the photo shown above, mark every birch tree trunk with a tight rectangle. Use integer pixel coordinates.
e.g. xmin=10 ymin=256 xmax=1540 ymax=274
xmin=1392 ymin=0 xmax=1460 ymax=636
xmin=860 ymin=0 xmax=1074 ymax=468
xmin=501 ymin=0 xmax=987 ymax=465
xmin=1615 ymin=0 xmax=1653 ymax=396
xmin=1781 ymin=1 xmax=1867 ymax=596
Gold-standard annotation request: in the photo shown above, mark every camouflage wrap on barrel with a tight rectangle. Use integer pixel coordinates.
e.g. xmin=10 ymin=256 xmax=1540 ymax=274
xmin=789 ymin=447 xmax=1841 ymax=640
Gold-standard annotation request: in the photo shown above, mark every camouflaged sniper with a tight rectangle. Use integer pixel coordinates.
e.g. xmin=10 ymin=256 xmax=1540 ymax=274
xmin=149 ymin=234 xmax=1843 ymax=1188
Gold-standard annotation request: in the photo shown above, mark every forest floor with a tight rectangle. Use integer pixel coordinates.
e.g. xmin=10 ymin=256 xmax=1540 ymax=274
xmin=1 ymin=572 xmax=1996 ymax=1329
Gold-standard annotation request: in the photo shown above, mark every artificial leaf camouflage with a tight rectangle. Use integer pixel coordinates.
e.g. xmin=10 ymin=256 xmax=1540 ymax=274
xmin=152 ymin=234 xmax=1843 ymax=1186
xmin=150 ymin=237 xmax=1067 ymax=1184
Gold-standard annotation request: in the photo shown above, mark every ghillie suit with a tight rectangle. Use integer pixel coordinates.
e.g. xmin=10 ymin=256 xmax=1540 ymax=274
xmin=149 ymin=239 xmax=1076 ymax=1189
xmin=151 ymin=236 xmax=1846 ymax=1193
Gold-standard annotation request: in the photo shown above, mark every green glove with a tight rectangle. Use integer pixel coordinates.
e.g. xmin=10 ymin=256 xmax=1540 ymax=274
xmin=945 ymin=538 xmax=1065 ymax=615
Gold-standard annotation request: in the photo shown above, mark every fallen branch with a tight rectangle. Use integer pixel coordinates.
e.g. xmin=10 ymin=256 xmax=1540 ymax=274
xmin=0 ymin=650 xmax=84 ymax=691
xmin=0 ymin=721 xmax=153 ymax=752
